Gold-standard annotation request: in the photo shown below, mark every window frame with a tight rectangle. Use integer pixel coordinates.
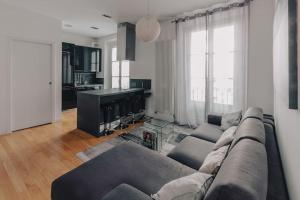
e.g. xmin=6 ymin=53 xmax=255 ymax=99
xmin=189 ymin=24 xmax=235 ymax=106
xmin=111 ymin=46 xmax=130 ymax=89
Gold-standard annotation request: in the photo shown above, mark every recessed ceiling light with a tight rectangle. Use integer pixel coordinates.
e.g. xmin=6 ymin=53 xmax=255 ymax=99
xmin=102 ymin=14 xmax=112 ymax=19
xmin=90 ymin=26 xmax=99 ymax=30
xmin=64 ymin=24 xmax=72 ymax=28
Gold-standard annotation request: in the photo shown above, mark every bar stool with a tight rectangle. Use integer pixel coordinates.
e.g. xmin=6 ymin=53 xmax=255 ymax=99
xmin=133 ymin=94 xmax=145 ymax=122
xmin=111 ymin=100 xmax=121 ymax=130
xmin=101 ymin=102 xmax=115 ymax=136
xmin=119 ymin=96 xmax=133 ymax=128
xmin=117 ymin=97 xmax=129 ymax=130
xmin=127 ymin=94 xmax=145 ymax=124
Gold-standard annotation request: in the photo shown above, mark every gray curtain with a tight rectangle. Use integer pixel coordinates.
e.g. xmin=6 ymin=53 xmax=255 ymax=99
xmin=154 ymin=21 xmax=176 ymax=121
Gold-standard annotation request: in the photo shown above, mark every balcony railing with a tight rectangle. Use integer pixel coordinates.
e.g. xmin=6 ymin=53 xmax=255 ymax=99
xmin=191 ymin=78 xmax=233 ymax=105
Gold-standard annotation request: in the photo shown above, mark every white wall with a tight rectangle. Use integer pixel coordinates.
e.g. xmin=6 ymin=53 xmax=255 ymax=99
xmin=0 ymin=2 xmax=62 ymax=134
xmin=96 ymin=34 xmax=117 ymax=88
xmin=248 ymin=0 xmax=275 ymax=114
xmin=62 ymin=32 xmax=96 ymax=47
xmin=130 ymin=41 xmax=156 ymax=116
xmin=274 ymin=0 xmax=300 ymax=199
xmin=96 ymin=0 xmax=276 ymax=117
xmin=96 ymin=34 xmax=156 ymax=115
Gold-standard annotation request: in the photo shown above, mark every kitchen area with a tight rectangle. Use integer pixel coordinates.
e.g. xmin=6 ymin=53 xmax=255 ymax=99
xmin=62 ymin=22 xmax=152 ymax=137
xmin=62 ymin=42 xmax=103 ymax=110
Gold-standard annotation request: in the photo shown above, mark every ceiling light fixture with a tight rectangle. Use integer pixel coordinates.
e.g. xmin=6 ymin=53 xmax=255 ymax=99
xmin=136 ymin=0 xmax=161 ymax=43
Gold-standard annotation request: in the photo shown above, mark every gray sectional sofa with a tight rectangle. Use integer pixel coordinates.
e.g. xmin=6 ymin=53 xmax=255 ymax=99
xmin=51 ymin=107 xmax=288 ymax=200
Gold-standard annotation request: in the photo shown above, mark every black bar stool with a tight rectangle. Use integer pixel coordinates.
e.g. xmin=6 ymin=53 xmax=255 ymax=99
xmin=117 ymin=97 xmax=130 ymax=130
xmin=127 ymin=94 xmax=145 ymax=124
xmin=101 ymin=102 xmax=115 ymax=135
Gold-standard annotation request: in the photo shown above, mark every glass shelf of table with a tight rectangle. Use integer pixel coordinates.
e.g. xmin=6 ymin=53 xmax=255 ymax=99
xmin=120 ymin=118 xmax=175 ymax=152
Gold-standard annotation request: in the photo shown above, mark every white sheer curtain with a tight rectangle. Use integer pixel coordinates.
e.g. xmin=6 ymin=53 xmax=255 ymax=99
xmin=175 ymin=1 xmax=249 ymax=127
xmin=207 ymin=3 xmax=248 ymax=114
xmin=175 ymin=15 xmax=207 ymax=126
xmin=154 ymin=21 xmax=176 ymax=121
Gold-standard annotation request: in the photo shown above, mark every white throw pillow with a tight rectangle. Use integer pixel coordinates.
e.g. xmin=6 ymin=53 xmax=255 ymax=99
xmin=152 ymin=172 xmax=213 ymax=200
xmin=213 ymin=126 xmax=238 ymax=150
xmin=199 ymin=145 xmax=229 ymax=174
xmin=221 ymin=111 xmax=242 ymax=131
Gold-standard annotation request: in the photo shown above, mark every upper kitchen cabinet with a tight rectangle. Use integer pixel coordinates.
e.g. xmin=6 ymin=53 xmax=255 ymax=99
xmin=75 ymin=46 xmax=102 ymax=72
xmin=62 ymin=42 xmax=75 ymax=66
xmin=75 ymin=45 xmax=84 ymax=71
xmin=88 ymin=47 xmax=102 ymax=72
xmin=117 ymin=22 xmax=136 ymax=61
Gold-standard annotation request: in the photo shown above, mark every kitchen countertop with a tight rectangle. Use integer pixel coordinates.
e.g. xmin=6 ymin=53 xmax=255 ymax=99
xmin=75 ymin=84 xmax=103 ymax=88
xmin=78 ymin=88 xmax=144 ymax=97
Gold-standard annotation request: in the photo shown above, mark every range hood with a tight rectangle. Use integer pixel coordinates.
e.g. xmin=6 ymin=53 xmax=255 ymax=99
xmin=117 ymin=22 xmax=136 ymax=61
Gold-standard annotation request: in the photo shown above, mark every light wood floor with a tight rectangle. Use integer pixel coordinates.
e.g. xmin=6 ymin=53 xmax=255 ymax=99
xmin=0 ymin=110 xmax=140 ymax=200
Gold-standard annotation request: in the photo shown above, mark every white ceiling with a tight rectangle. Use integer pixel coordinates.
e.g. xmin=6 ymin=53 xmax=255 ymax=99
xmin=1 ymin=0 xmax=222 ymax=38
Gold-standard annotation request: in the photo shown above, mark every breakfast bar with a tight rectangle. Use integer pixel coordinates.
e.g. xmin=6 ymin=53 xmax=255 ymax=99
xmin=77 ymin=88 xmax=145 ymax=137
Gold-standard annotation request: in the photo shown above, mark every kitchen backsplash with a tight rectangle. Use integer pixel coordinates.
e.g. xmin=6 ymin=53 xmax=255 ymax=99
xmin=130 ymin=79 xmax=151 ymax=90
xmin=75 ymin=73 xmax=104 ymax=85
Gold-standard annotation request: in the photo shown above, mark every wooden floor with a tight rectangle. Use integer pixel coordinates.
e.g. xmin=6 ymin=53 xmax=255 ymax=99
xmin=0 ymin=110 xmax=140 ymax=200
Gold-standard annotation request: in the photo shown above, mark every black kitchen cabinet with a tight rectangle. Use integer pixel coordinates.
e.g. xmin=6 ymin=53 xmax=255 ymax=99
xmin=75 ymin=46 xmax=84 ymax=71
xmin=62 ymin=42 xmax=75 ymax=66
xmin=62 ymin=42 xmax=102 ymax=111
xmin=62 ymin=86 xmax=99 ymax=110
xmin=75 ymin=46 xmax=102 ymax=72
xmin=89 ymin=47 xmax=102 ymax=72
xmin=62 ymin=43 xmax=75 ymax=86
xmin=62 ymin=87 xmax=77 ymax=110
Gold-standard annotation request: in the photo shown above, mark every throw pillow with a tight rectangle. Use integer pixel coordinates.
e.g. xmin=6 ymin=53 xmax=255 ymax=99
xmin=199 ymin=145 xmax=229 ymax=174
xmin=213 ymin=126 xmax=238 ymax=150
xmin=152 ymin=172 xmax=213 ymax=200
xmin=221 ymin=111 xmax=242 ymax=131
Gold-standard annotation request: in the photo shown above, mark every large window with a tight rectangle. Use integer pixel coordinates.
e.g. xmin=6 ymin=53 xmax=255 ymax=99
xmin=213 ymin=26 xmax=234 ymax=105
xmin=190 ymin=30 xmax=207 ymax=102
xmin=112 ymin=47 xmax=130 ymax=89
xmin=190 ymin=25 xmax=234 ymax=106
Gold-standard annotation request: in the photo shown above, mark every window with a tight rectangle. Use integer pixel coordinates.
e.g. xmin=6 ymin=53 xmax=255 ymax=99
xmin=190 ymin=30 xmax=207 ymax=102
xmin=190 ymin=25 xmax=234 ymax=106
xmin=111 ymin=47 xmax=130 ymax=89
xmin=213 ymin=26 xmax=234 ymax=105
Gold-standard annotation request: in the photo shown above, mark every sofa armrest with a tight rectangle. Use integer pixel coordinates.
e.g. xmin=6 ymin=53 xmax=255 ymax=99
xmin=101 ymin=184 xmax=152 ymax=200
xmin=263 ymin=114 xmax=274 ymax=122
xmin=207 ymin=114 xmax=222 ymax=126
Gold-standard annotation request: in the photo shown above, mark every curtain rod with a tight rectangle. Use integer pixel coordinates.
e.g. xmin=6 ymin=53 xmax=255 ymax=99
xmin=172 ymin=0 xmax=253 ymax=23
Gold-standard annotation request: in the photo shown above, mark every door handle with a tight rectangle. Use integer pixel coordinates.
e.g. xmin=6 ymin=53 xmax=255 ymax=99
xmin=49 ymin=82 xmax=52 ymax=85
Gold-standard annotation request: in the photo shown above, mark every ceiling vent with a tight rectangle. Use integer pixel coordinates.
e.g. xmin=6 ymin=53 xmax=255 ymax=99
xmin=90 ymin=26 xmax=99 ymax=30
xmin=64 ymin=24 xmax=73 ymax=28
xmin=102 ymin=14 xmax=112 ymax=19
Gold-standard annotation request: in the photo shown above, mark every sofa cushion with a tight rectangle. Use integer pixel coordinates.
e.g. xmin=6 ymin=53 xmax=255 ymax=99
xmin=221 ymin=110 xmax=242 ymax=131
xmin=152 ymin=172 xmax=213 ymax=200
xmin=167 ymin=136 xmax=215 ymax=170
xmin=102 ymin=184 xmax=152 ymax=200
xmin=230 ymin=118 xmax=265 ymax=151
xmin=51 ymin=142 xmax=195 ymax=200
xmin=207 ymin=114 xmax=222 ymax=126
xmin=204 ymin=139 xmax=268 ymax=200
xmin=191 ymin=123 xmax=223 ymax=143
xmin=213 ymin=126 xmax=237 ymax=150
xmin=241 ymin=107 xmax=263 ymax=122
xmin=199 ymin=145 xmax=229 ymax=174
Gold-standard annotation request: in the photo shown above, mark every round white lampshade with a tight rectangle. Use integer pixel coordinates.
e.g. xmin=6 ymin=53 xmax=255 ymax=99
xmin=136 ymin=16 xmax=161 ymax=43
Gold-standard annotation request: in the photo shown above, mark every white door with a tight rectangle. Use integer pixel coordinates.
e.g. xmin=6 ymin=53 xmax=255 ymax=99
xmin=11 ymin=40 xmax=52 ymax=131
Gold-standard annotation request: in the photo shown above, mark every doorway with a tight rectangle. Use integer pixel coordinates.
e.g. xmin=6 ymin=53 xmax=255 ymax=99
xmin=11 ymin=40 xmax=52 ymax=131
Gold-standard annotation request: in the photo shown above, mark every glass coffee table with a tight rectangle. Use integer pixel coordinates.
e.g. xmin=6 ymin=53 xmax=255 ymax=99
xmin=121 ymin=118 xmax=175 ymax=152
